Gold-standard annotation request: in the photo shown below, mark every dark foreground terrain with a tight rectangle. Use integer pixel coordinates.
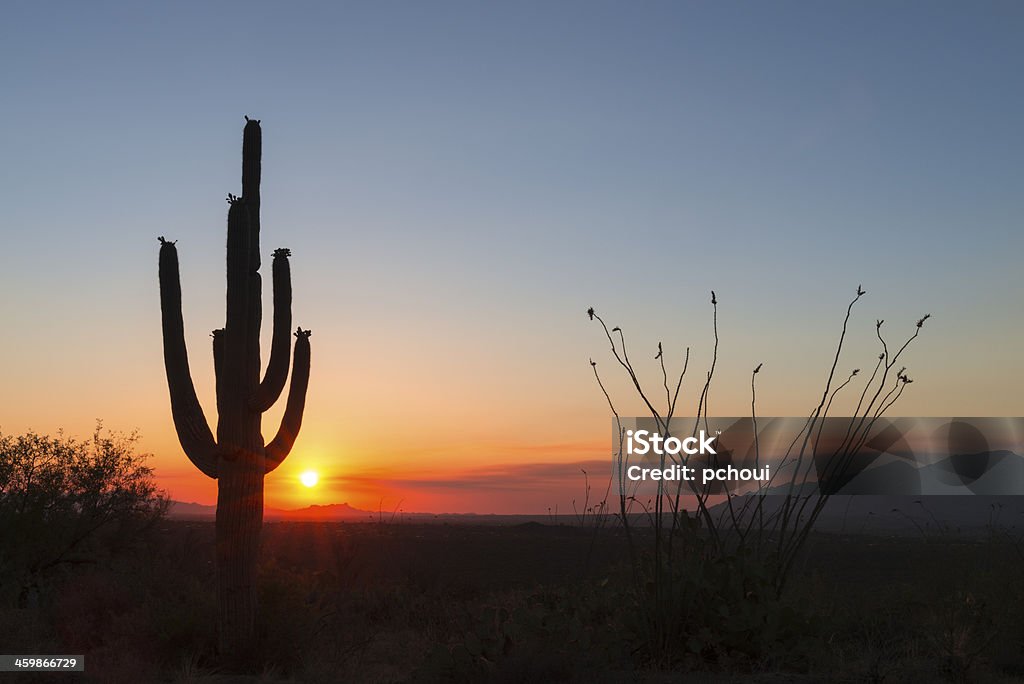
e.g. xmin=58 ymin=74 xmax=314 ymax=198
xmin=2 ymin=519 xmax=1024 ymax=683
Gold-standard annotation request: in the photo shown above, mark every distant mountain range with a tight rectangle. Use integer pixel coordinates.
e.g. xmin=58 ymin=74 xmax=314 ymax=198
xmin=167 ymin=501 xmax=509 ymax=522
xmin=168 ymin=494 xmax=1024 ymax=535
xmin=169 ymin=501 xmax=373 ymax=521
xmin=834 ymin=449 xmax=1024 ymax=495
xmin=716 ymin=449 xmax=1024 ymax=534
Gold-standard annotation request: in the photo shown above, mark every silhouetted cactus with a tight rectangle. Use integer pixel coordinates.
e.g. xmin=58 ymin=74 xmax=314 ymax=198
xmin=157 ymin=118 xmax=311 ymax=653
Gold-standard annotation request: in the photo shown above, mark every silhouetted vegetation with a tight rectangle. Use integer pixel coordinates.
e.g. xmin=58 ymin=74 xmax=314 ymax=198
xmin=0 ymin=425 xmax=167 ymax=610
xmin=158 ymin=117 xmax=312 ymax=654
xmin=587 ymin=286 xmax=932 ymax=666
xmin=3 ymin=516 xmax=1024 ymax=682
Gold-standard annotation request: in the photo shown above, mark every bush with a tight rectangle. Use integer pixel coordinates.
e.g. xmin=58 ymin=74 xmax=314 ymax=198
xmin=587 ymin=286 xmax=928 ymax=666
xmin=0 ymin=424 xmax=168 ymax=607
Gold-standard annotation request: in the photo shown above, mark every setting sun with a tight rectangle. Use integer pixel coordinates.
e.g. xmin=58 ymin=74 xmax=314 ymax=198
xmin=299 ymin=471 xmax=319 ymax=488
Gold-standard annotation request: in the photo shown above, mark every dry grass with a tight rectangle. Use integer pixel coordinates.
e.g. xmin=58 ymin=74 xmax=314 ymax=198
xmin=3 ymin=520 xmax=1024 ymax=682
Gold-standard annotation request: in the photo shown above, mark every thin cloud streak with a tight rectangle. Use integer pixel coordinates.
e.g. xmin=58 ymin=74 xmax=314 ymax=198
xmin=325 ymin=459 xmax=611 ymax=494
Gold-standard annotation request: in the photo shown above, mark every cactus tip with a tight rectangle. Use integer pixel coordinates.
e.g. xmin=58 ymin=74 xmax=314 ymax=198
xmin=273 ymin=247 xmax=292 ymax=259
xmin=226 ymin=193 xmax=243 ymax=205
xmin=295 ymin=327 xmax=312 ymax=339
xmin=157 ymin=236 xmax=177 ymax=246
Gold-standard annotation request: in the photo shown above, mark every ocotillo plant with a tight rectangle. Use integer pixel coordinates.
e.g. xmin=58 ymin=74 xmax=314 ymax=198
xmin=157 ymin=117 xmax=311 ymax=653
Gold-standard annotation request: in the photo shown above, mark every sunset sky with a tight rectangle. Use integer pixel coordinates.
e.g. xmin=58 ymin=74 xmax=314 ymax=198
xmin=2 ymin=2 xmax=1022 ymax=513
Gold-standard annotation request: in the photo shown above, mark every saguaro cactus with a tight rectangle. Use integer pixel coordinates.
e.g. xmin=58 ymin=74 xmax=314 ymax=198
xmin=157 ymin=117 xmax=311 ymax=652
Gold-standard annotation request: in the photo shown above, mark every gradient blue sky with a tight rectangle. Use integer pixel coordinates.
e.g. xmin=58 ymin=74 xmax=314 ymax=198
xmin=1 ymin=2 xmax=1021 ymax=510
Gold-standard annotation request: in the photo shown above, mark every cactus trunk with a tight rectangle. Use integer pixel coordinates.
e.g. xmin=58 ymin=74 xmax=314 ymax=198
xmin=216 ymin=451 xmax=264 ymax=652
xmin=157 ymin=118 xmax=311 ymax=656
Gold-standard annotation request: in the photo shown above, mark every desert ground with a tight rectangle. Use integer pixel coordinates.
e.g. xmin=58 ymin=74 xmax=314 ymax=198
xmin=3 ymin=511 xmax=1024 ymax=683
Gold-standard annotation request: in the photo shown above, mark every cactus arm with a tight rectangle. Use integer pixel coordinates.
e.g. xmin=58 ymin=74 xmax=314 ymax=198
xmin=265 ymin=328 xmax=311 ymax=473
xmin=157 ymin=237 xmax=218 ymax=478
xmin=253 ymin=249 xmax=292 ymax=411
xmin=212 ymin=328 xmax=225 ymax=403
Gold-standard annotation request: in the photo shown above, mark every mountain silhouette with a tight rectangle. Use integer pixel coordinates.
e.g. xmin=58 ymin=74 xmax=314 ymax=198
xmin=838 ymin=450 xmax=1024 ymax=495
xmin=169 ymin=501 xmax=372 ymax=521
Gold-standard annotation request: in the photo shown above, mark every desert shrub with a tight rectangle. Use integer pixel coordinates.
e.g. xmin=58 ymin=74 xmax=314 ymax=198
xmin=254 ymin=560 xmax=323 ymax=671
xmin=0 ymin=424 xmax=168 ymax=607
xmin=587 ymin=287 xmax=928 ymax=667
xmin=411 ymin=582 xmax=637 ymax=683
